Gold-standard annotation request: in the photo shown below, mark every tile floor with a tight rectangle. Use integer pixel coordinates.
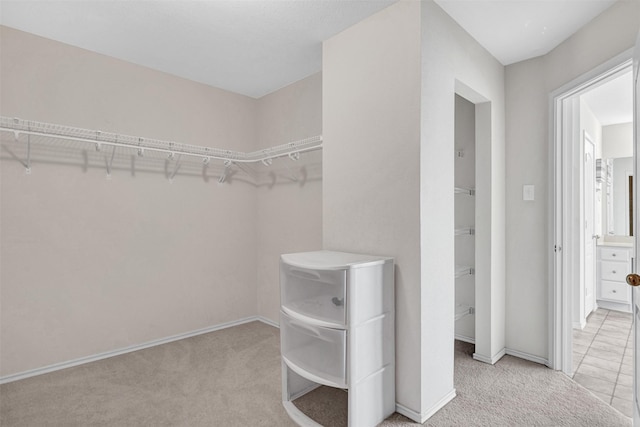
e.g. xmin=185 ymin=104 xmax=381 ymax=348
xmin=573 ymin=308 xmax=633 ymax=418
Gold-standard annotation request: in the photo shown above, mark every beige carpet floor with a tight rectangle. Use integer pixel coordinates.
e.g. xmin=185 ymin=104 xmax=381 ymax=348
xmin=0 ymin=321 xmax=631 ymax=426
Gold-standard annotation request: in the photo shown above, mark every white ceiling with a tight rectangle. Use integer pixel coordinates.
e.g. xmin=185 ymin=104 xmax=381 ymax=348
xmin=433 ymin=0 xmax=617 ymax=65
xmin=581 ymin=70 xmax=633 ymax=126
xmin=0 ymin=0 xmax=395 ymax=98
xmin=0 ymin=0 xmax=621 ymax=98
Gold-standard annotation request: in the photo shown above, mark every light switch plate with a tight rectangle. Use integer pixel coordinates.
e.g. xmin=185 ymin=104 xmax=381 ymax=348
xmin=523 ymin=185 xmax=535 ymax=201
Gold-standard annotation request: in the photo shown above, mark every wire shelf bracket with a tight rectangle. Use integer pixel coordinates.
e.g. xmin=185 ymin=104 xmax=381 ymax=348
xmin=168 ymin=154 xmax=183 ymax=184
xmin=455 ymin=227 xmax=475 ymax=236
xmin=455 ymin=265 xmax=475 ymax=279
xmin=454 ymin=186 xmax=475 ymax=196
xmin=455 ymin=304 xmax=475 ymax=321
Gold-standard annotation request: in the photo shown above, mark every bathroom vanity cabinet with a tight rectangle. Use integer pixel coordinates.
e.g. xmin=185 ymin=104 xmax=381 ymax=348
xmin=597 ymin=244 xmax=633 ymax=313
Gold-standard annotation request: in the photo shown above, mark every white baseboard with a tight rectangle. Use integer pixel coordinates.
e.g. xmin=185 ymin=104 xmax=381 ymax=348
xmin=257 ymin=315 xmax=279 ymax=328
xmin=596 ymin=300 xmax=632 ymax=314
xmin=572 ymin=320 xmax=587 ymax=330
xmin=396 ymin=389 xmax=456 ymax=423
xmin=505 ymin=348 xmax=548 ymax=366
xmin=0 ymin=316 xmax=273 ymax=384
xmin=454 ymin=334 xmax=475 ymax=344
xmin=473 ymin=347 xmax=506 ymax=365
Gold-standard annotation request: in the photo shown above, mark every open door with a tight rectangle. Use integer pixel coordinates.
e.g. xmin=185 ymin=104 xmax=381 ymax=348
xmin=626 ymin=31 xmax=640 ymax=425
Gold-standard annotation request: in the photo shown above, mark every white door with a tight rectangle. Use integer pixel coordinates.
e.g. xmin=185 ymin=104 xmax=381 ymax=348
xmin=584 ymin=132 xmax=596 ymax=318
xmin=628 ymin=30 xmax=640 ymax=425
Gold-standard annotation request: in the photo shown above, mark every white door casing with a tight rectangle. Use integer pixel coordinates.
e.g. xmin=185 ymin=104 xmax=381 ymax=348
xmin=584 ymin=132 xmax=596 ymax=320
xmin=549 ymin=48 xmax=633 ymax=375
xmin=631 ymin=29 xmax=639 ymax=427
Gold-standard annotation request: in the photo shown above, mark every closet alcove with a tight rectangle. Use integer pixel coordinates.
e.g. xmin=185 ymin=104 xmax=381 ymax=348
xmin=454 ymin=94 xmax=476 ymax=346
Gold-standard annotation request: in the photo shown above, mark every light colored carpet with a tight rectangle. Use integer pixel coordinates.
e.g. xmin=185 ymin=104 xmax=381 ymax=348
xmin=295 ymin=341 xmax=632 ymax=426
xmin=0 ymin=322 xmax=631 ymax=426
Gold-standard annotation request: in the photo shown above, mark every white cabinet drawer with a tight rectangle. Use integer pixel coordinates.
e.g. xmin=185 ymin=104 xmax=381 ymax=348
xmin=280 ymin=311 xmax=347 ymax=388
xmin=280 ymin=261 xmax=347 ymax=326
xmin=600 ymin=280 xmax=631 ymax=303
xmin=600 ymin=247 xmax=630 ymax=262
xmin=600 ymin=261 xmax=629 ymax=282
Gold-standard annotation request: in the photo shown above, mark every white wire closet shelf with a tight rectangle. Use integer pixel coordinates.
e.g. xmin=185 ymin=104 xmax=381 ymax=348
xmin=455 ymin=227 xmax=475 ymax=236
xmin=455 ymin=265 xmax=475 ymax=278
xmin=455 ymin=304 xmax=475 ymax=321
xmin=0 ymin=116 xmax=323 ymax=166
xmin=455 ymin=186 xmax=475 ymax=196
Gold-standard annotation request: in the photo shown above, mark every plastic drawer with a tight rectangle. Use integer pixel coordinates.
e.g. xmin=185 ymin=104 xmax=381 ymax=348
xmin=280 ymin=311 xmax=347 ymax=388
xmin=280 ymin=261 xmax=347 ymax=326
xmin=601 ymin=261 xmax=629 ymax=282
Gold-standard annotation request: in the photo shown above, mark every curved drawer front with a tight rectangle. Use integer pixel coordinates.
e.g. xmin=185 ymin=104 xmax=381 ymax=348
xmin=280 ymin=311 xmax=347 ymax=388
xmin=280 ymin=261 xmax=347 ymax=325
xmin=600 ymin=280 xmax=630 ymax=303
xmin=600 ymin=247 xmax=630 ymax=262
xmin=601 ymin=261 xmax=629 ymax=282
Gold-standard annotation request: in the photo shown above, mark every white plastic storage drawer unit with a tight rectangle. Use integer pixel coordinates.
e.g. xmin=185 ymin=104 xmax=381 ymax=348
xmin=280 ymin=250 xmax=395 ymax=427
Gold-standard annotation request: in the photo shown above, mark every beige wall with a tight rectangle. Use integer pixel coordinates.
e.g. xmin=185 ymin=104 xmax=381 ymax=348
xmin=505 ymin=1 xmax=640 ymax=359
xmin=419 ymin=0 xmax=505 ymax=411
xmin=255 ymin=73 xmax=323 ymax=324
xmin=323 ymin=0 xmax=505 ymax=419
xmin=602 ymin=122 xmax=633 ymax=159
xmin=323 ymin=0 xmax=423 ymax=413
xmin=0 ymin=26 xmax=321 ymax=378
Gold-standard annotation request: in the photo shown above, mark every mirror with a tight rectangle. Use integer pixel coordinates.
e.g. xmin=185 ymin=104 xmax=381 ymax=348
xmin=604 ymin=157 xmax=633 ymax=236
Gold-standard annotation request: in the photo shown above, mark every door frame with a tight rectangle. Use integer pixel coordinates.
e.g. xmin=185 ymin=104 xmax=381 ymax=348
xmin=583 ymin=130 xmax=596 ymax=324
xmin=549 ymin=49 xmax=633 ymax=374
xmin=631 ymin=30 xmax=639 ymax=425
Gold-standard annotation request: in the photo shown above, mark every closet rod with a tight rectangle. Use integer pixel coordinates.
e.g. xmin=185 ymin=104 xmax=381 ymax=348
xmin=0 ymin=116 xmax=322 ymax=164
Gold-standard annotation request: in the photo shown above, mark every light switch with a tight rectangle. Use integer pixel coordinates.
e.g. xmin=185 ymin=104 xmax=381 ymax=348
xmin=523 ymin=185 xmax=535 ymax=201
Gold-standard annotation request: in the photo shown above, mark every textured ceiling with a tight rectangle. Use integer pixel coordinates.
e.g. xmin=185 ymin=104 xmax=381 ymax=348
xmin=0 ymin=0 xmax=621 ymax=97
xmin=433 ymin=0 xmax=617 ymax=65
xmin=582 ymin=70 xmax=633 ymax=126
xmin=0 ymin=0 xmax=395 ymax=98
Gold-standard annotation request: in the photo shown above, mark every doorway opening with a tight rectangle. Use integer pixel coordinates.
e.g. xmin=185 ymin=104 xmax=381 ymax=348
xmin=550 ymin=51 xmax=634 ymax=416
xmin=453 ymin=79 xmax=503 ymax=367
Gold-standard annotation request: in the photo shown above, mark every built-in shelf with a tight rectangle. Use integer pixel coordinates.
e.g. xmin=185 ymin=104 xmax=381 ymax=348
xmin=455 ymin=227 xmax=475 ymax=236
xmin=455 ymin=186 xmax=475 ymax=196
xmin=455 ymin=265 xmax=475 ymax=278
xmin=455 ymin=304 xmax=475 ymax=321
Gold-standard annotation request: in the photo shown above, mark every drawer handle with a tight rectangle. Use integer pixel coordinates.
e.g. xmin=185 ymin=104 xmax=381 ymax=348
xmin=612 ymin=271 xmax=616 ymax=274
xmin=613 ymin=253 xmax=617 ymax=257
xmin=612 ymin=290 xmax=617 ymax=293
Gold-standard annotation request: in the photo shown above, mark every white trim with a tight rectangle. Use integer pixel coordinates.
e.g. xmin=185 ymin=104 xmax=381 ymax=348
xmin=549 ymin=48 xmax=634 ymax=374
xmin=505 ymin=348 xmax=549 ymax=366
xmin=572 ymin=320 xmax=587 ymax=330
xmin=257 ymin=315 xmax=279 ymax=328
xmin=395 ymin=389 xmax=457 ymax=424
xmin=282 ymin=401 xmax=323 ymax=427
xmin=595 ymin=299 xmax=632 ymax=313
xmin=0 ymin=315 xmax=271 ymax=384
xmin=473 ymin=347 xmax=506 ymax=365
xmin=454 ymin=334 xmax=475 ymax=344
